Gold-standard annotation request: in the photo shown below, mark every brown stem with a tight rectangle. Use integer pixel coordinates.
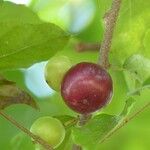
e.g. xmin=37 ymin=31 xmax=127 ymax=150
xmin=0 ymin=111 xmax=53 ymax=150
xmin=78 ymin=114 xmax=92 ymax=126
xmin=98 ymin=0 xmax=122 ymax=69
xmin=75 ymin=42 xmax=100 ymax=52
xmin=100 ymin=101 xmax=150 ymax=143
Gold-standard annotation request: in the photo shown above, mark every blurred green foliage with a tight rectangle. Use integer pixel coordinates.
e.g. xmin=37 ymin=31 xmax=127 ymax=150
xmin=0 ymin=0 xmax=150 ymax=150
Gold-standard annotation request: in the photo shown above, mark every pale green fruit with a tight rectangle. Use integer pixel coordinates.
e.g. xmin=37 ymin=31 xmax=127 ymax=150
xmin=44 ymin=55 xmax=72 ymax=91
xmin=30 ymin=116 xmax=65 ymax=149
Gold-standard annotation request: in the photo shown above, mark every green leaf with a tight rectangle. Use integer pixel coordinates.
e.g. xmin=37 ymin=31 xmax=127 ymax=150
xmin=120 ymin=97 xmax=136 ymax=116
xmin=53 ymin=115 xmax=77 ymax=129
xmin=111 ymin=0 xmax=150 ymax=62
xmin=72 ymin=114 xmax=120 ymax=150
xmin=0 ymin=2 xmax=70 ymax=70
xmin=52 ymin=115 xmax=76 ymax=150
xmin=143 ymin=77 xmax=150 ymax=86
xmin=0 ymin=75 xmax=38 ymax=110
xmin=11 ymin=133 xmax=34 ymax=150
xmin=29 ymin=0 xmax=70 ymax=31
xmin=123 ymin=54 xmax=150 ymax=95
xmin=0 ymin=2 xmax=41 ymax=25
xmin=53 ymin=115 xmax=75 ymax=124
xmin=123 ymin=70 xmax=140 ymax=93
xmin=127 ymin=85 xmax=150 ymax=96
xmin=123 ymin=54 xmax=150 ymax=84
xmin=56 ymin=129 xmax=73 ymax=150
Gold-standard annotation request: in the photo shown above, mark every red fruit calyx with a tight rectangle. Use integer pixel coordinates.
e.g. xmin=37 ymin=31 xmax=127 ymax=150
xmin=61 ymin=62 xmax=113 ymax=114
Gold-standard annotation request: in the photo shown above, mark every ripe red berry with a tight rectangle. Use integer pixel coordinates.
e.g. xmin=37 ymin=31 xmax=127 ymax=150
xmin=61 ymin=62 xmax=113 ymax=114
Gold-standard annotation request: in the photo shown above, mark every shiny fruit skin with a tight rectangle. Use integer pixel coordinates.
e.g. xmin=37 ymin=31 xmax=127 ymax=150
xmin=30 ymin=116 xmax=65 ymax=149
xmin=61 ymin=62 xmax=113 ymax=114
xmin=44 ymin=55 xmax=72 ymax=91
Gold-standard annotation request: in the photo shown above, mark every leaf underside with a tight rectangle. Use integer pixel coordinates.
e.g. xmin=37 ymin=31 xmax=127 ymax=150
xmin=0 ymin=75 xmax=38 ymax=110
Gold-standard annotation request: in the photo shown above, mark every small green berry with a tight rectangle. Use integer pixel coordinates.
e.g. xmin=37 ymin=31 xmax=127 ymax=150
xmin=44 ymin=55 xmax=72 ymax=91
xmin=30 ymin=116 xmax=65 ymax=149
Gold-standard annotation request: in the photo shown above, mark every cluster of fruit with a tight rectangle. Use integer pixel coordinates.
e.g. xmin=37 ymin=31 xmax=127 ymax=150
xmin=30 ymin=55 xmax=113 ymax=149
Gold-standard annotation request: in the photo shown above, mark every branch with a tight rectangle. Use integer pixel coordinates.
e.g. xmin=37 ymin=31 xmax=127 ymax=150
xmin=0 ymin=111 xmax=53 ymax=150
xmin=98 ymin=0 xmax=122 ymax=68
xmin=75 ymin=42 xmax=100 ymax=52
xmin=100 ymin=101 xmax=150 ymax=143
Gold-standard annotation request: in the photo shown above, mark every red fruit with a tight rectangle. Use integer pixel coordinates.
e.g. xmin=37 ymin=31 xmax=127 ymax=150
xmin=61 ymin=62 xmax=113 ymax=114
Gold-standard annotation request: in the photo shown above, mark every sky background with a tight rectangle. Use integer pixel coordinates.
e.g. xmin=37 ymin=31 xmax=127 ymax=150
xmin=5 ymin=0 xmax=29 ymax=4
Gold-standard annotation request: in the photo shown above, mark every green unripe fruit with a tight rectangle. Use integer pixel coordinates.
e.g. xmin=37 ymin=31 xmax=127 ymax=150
xmin=44 ymin=55 xmax=72 ymax=91
xmin=30 ymin=116 xmax=65 ymax=149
